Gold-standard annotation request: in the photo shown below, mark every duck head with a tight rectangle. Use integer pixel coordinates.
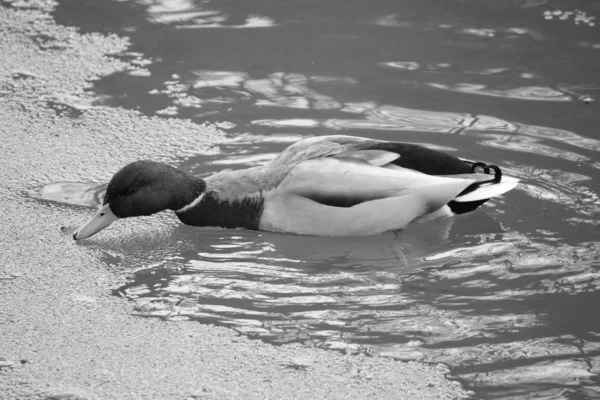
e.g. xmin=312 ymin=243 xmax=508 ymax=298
xmin=73 ymin=160 xmax=206 ymax=240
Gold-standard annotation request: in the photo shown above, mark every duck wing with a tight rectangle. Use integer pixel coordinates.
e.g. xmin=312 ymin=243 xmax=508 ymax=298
xmin=274 ymin=155 xmax=476 ymax=208
xmin=266 ymin=135 xmax=473 ymax=180
xmin=267 ymin=135 xmax=519 ymax=202
xmin=264 ymin=135 xmax=476 ymax=203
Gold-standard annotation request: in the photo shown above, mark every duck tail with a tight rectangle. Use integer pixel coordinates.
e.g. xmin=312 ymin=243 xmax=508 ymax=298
xmin=448 ymin=162 xmax=519 ymax=213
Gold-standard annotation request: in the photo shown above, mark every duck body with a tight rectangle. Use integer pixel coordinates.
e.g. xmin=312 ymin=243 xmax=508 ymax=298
xmin=73 ymin=135 xmax=519 ymax=240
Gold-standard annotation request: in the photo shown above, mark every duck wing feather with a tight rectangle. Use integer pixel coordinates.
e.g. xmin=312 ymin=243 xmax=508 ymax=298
xmin=264 ymin=135 xmax=476 ymax=205
xmin=274 ymin=156 xmax=476 ymax=207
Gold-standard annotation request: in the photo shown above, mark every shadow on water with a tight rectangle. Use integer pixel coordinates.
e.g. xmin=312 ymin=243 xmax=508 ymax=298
xmin=24 ymin=0 xmax=600 ymax=398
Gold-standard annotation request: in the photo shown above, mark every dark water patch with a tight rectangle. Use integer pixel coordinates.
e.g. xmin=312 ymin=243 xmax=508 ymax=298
xmin=46 ymin=100 xmax=85 ymax=118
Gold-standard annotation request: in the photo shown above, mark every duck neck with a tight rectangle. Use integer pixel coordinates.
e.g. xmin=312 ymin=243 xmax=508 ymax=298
xmin=169 ymin=174 xmax=207 ymax=213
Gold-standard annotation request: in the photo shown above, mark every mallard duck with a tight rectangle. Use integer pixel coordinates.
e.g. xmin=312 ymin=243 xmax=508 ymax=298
xmin=73 ymin=135 xmax=519 ymax=240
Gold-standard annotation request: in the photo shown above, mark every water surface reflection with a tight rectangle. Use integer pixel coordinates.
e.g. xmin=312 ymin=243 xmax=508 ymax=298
xmin=115 ymin=211 xmax=600 ymax=399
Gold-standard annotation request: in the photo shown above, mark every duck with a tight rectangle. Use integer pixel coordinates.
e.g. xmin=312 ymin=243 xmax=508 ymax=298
xmin=73 ymin=135 xmax=519 ymax=240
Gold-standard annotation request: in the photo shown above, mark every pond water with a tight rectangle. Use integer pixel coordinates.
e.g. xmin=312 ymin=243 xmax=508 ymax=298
xmin=42 ymin=0 xmax=600 ymax=398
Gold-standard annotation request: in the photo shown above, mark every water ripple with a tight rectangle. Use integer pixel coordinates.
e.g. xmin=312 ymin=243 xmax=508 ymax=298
xmin=427 ymin=82 xmax=572 ymax=102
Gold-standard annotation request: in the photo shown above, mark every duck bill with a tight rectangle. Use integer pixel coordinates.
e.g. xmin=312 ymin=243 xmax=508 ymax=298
xmin=73 ymin=203 xmax=118 ymax=240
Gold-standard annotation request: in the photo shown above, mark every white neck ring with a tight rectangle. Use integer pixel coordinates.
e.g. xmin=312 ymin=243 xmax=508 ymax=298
xmin=175 ymin=193 xmax=205 ymax=214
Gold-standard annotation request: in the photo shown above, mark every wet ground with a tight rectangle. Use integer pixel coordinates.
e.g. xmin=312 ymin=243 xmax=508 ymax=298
xmin=20 ymin=0 xmax=600 ymax=398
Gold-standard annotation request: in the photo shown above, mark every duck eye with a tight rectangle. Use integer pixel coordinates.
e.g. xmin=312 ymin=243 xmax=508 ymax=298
xmin=100 ymin=212 xmax=105 ymax=217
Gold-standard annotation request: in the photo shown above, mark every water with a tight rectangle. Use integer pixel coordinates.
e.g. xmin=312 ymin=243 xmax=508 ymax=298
xmin=33 ymin=0 xmax=600 ymax=398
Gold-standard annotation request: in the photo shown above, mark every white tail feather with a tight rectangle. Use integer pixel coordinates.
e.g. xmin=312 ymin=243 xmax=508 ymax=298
xmin=454 ymin=176 xmax=519 ymax=203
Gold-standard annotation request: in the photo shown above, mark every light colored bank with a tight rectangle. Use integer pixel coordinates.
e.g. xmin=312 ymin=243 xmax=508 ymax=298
xmin=0 ymin=1 xmax=469 ymax=398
